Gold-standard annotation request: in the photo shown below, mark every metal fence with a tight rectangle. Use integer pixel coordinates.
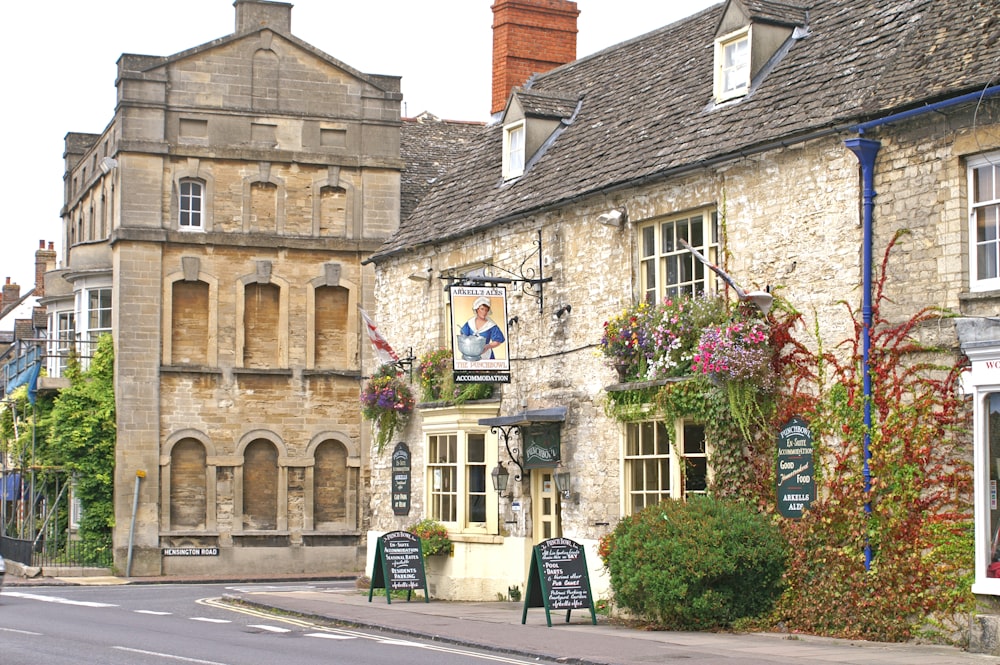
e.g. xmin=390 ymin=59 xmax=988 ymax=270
xmin=0 ymin=534 xmax=112 ymax=569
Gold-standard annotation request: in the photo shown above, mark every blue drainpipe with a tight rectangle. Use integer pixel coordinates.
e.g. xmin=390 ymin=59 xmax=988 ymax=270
xmin=840 ymin=86 xmax=1000 ymax=571
xmin=845 ymin=138 xmax=880 ymax=572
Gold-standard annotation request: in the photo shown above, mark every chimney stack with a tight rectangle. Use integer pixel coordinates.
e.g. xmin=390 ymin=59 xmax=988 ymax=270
xmin=491 ymin=0 xmax=579 ymax=115
xmin=2 ymin=277 xmax=19 ymax=314
xmin=234 ymin=0 xmax=292 ymax=35
xmin=35 ymin=239 xmax=57 ymax=298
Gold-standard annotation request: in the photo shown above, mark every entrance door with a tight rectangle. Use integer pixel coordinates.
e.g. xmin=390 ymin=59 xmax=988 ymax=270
xmin=531 ymin=469 xmax=561 ymax=543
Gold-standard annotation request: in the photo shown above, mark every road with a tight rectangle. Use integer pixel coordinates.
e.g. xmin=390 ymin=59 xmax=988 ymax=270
xmin=0 ymin=581 xmax=551 ymax=665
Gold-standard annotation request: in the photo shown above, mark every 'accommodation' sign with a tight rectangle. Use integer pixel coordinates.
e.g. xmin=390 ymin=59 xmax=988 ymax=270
xmin=776 ymin=416 xmax=815 ymax=519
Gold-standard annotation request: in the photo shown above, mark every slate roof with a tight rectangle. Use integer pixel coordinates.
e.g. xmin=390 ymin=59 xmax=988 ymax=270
xmin=737 ymin=0 xmax=809 ymax=27
xmin=400 ymin=113 xmax=485 ymax=222
xmin=373 ymin=0 xmax=1000 ymax=261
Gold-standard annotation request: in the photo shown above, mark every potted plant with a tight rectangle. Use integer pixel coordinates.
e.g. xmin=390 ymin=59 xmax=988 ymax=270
xmin=416 ymin=348 xmax=493 ymax=403
xmin=360 ymin=365 xmax=415 ymax=454
xmin=409 ymin=518 xmax=452 ymax=557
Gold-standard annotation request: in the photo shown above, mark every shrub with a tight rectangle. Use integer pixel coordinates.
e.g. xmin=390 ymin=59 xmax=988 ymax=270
xmin=416 ymin=348 xmax=494 ymax=403
xmin=408 ymin=518 xmax=452 ymax=557
xmin=601 ymin=496 xmax=787 ymax=630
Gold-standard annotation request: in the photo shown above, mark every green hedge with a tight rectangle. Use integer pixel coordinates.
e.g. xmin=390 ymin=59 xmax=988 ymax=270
xmin=602 ymin=496 xmax=787 ymax=629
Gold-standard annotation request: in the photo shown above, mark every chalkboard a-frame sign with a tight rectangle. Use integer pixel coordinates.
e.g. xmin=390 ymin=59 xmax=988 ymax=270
xmin=367 ymin=530 xmax=429 ymax=604
xmin=521 ymin=537 xmax=597 ymax=627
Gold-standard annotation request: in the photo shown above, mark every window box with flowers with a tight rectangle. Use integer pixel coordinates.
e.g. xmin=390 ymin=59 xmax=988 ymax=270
xmin=416 ymin=348 xmax=493 ymax=404
xmin=409 ymin=518 xmax=453 ymax=557
xmin=600 ymin=296 xmax=728 ymax=384
xmin=361 ymin=365 xmax=415 ymax=454
xmin=690 ymin=314 xmax=776 ymax=441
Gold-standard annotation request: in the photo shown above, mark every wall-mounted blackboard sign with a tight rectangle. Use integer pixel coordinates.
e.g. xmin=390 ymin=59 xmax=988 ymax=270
xmin=368 ymin=530 xmax=429 ymax=604
xmin=521 ymin=537 xmax=596 ymax=626
xmin=391 ymin=443 xmax=411 ymax=516
xmin=523 ymin=423 xmax=561 ymax=469
xmin=776 ymin=416 xmax=816 ymax=519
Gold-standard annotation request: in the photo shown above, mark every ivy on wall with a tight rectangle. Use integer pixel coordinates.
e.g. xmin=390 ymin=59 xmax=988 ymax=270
xmin=603 ymin=231 xmax=972 ymax=642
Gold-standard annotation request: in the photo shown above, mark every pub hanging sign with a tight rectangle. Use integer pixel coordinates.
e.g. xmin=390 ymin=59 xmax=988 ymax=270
xmin=523 ymin=423 xmax=561 ymax=469
xmin=450 ymin=286 xmax=511 ymax=384
xmin=776 ymin=416 xmax=815 ymax=519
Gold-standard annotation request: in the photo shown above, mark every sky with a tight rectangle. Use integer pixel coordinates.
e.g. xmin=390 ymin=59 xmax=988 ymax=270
xmin=1 ymin=0 xmax=717 ymax=290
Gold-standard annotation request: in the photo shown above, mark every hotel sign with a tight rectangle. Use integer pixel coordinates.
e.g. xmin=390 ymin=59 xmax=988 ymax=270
xmin=776 ymin=416 xmax=815 ymax=519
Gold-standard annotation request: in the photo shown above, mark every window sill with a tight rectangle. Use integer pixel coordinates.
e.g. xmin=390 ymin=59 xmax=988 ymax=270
xmin=302 ymin=368 xmax=362 ymax=378
xmin=232 ymin=367 xmax=293 ymax=376
xmin=161 ymin=365 xmax=223 ymax=375
xmin=449 ymin=533 xmax=504 ymax=545
xmin=606 ymin=376 xmax=691 ymax=392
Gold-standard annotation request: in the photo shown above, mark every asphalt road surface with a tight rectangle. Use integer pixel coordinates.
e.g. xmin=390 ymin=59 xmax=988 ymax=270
xmin=0 ymin=581 xmax=553 ymax=665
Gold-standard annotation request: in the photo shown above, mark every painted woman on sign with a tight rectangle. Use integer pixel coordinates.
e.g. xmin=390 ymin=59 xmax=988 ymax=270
xmin=459 ymin=296 xmax=506 ymax=360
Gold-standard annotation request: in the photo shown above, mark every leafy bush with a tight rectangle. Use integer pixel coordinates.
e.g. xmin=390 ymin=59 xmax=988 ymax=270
xmin=408 ymin=518 xmax=452 ymax=557
xmin=601 ymin=496 xmax=787 ymax=630
xmin=416 ymin=348 xmax=493 ymax=403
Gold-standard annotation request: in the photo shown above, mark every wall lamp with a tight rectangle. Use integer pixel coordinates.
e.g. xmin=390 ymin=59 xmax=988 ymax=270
xmin=408 ymin=268 xmax=432 ymax=282
xmin=597 ymin=208 xmax=626 ymax=227
xmin=99 ymin=157 xmax=118 ymax=174
xmin=553 ymin=304 xmax=572 ymax=320
xmin=554 ymin=469 xmax=576 ymax=502
xmin=491 ymin=464 xmax=511 ymax=498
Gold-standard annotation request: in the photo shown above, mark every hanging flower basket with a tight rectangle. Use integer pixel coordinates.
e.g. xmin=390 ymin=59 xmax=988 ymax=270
xmin=361 ymin=365 xmax=415 ymax=454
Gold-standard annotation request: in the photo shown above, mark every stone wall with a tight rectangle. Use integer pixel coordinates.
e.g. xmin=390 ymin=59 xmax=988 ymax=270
xmin=369 ymin=109 xmax=1000 ymax=599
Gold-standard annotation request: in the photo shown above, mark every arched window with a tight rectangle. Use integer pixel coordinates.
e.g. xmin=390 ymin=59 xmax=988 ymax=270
xmin=169 ymin=439 xmax=207 ymax=529
xmin=243 ymin=439 xmax=278 ymax=530
xmin=313 ymin=440 xmax=357 ymax=529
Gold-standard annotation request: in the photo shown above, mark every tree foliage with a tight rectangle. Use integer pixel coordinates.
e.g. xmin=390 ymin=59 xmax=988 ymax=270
xmin=48 ymin=334 xmax=116 ymax=556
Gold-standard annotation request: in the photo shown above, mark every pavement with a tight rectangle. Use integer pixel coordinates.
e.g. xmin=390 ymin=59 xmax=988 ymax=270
xmin=5 ymin=566 xmax=1000 ymax=665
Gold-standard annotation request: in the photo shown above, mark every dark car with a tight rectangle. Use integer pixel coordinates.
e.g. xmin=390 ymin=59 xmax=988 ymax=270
xmin=0 ymin=553 xmax=5 ymax=592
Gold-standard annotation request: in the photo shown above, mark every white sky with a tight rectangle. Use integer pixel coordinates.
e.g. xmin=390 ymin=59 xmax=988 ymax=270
xmin=1 ymin=0 xmax=717 ymax=290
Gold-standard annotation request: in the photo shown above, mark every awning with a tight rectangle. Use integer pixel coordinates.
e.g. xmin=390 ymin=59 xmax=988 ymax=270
xmin=478 ymin=406 xmax=568 ymax=428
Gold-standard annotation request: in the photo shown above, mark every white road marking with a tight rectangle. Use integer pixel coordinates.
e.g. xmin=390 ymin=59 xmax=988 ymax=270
xmin=248 ymin=624 xmax=291 ymax=633
xmin=135 ymin=610 xmax=172 ymax=615
xmin=3 ymin=591 xmax=116 ymax=607
xmin=0 ymin=627 xmax=44 ymax=635
xmin=190 ymin=617 xmax=231 ymax=623
xmin=305 ymin=632 xmax=356 ymax=640
xmin=112 ymin=647 xmax=229 ymax=664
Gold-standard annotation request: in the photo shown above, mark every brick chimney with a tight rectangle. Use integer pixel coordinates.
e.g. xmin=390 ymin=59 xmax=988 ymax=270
xmin=491 ymin=0 xmax=579 ymax=115
xmin=35 ymin=240 xmax=57 ymax=298
xmin=2 ymin=277 xmax=20 ymax=314
xmin=234 ymin=0 xmax=292 ymax=34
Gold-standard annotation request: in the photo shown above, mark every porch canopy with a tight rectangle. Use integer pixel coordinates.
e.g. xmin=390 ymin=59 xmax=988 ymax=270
xmin=478 ymin=406 xmax=568 ymax=428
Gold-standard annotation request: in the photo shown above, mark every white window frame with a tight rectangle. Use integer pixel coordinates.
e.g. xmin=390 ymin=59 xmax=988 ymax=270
xmin=53 ymin=311 xmax=75 ymax=378
xmin=969 ymin=152 xmax=1000 ymax=292
xmin=421 ymin=404 xmax=500 ymax=535
xmin=715 ymin=28 xmax=750 ymax=102
xmin=622 ymin=419 xmax=710 ymax=515
xmin=426 ymin=430 xmax=491 ymax=533
xmin=638 ymin=208 xmax=720 ymax=302
xmin=502 ymin=121 xmax=526 ymax=180
xmin=179 ymin=179 xmax=204 ymax=231
xmin=967 ymin=345 xmax=1000 ymax=596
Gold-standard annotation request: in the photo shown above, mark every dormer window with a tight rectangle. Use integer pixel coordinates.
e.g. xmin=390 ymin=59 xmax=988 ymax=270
xmin=503 ymin=121 xmax=526 ymax=180
xmin=716 ymin=28 xmax=750 ymax=101
xmin=712 ymin=0 xmax=809 ymax=105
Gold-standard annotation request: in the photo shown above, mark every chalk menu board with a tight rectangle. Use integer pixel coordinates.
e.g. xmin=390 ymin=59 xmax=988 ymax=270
xmin=367 ymin=530 xmax=429 ymax=604
xmin=521 ymin=537 xmax=596 ymax=627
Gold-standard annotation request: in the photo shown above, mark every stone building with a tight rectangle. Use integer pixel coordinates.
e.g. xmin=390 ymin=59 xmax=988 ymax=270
xmin=46 ymin=0 xmax=477 ymax=577
xmin=364 ymin=0 xmax=1000 ymax=640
